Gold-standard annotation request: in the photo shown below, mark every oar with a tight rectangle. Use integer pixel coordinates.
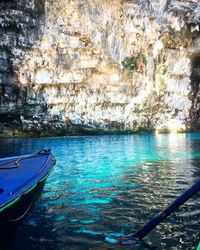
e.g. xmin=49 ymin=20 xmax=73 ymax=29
xmin=118 ymin=179 xmax=200 ymax=245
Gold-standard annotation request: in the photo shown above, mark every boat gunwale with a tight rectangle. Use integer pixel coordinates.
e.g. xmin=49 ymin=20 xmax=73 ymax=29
xmin=0 ymin=168 xmax=53 ymax=214
xmin=0 ymin=151 xmax=55 ymax=213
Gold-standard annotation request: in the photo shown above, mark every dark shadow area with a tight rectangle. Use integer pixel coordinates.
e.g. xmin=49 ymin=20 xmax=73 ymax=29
xmin=190 ymin=55 xmax=200 ymax=130
xmin=0 ymin=0 xmax=45 ymax=134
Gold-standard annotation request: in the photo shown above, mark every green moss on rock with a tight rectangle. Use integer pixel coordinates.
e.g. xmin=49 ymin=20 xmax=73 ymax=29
xmin=122 ymin=52 xmax=146 ymax=74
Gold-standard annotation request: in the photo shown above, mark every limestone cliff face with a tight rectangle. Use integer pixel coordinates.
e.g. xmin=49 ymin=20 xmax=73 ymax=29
xmin=0 ymin=0 xmax=200 ymax=136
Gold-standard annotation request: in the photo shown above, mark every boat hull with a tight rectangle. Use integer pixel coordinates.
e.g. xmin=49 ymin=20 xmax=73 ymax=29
xmin=0 ymin=178 xmax=47 ymax=248
xmin=0 ymin=149 xmax=55 ymax=248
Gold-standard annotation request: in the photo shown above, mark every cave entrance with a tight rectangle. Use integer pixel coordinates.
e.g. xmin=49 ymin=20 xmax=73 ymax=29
xmin=190 ymin=56 xmax=200 ymax=130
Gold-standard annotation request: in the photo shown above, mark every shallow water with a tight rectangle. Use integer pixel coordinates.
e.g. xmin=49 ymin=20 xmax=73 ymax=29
xmin=0 ymin=133 xmax=200 ymax=250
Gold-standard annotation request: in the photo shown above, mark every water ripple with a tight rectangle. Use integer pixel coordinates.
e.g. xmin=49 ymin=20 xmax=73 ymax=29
xmin=1 ymin=134 xmax=200 ymax=249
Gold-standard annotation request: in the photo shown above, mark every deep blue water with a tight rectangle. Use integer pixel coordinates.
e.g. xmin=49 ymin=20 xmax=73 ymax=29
xmin=1 ymin=133 xmax=200 ymax=250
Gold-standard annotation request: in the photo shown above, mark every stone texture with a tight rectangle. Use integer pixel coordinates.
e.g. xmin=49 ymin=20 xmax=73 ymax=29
xmin=0 ymin=0 xmax=200 ymax=136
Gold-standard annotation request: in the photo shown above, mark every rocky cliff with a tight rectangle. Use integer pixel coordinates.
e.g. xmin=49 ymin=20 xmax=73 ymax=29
xmin=0 ymin=0 xmax=200 ymax=136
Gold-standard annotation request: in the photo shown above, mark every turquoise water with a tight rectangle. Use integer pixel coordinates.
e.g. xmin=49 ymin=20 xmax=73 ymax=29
xmin=1 ymin=133 xmax=200 ymax=249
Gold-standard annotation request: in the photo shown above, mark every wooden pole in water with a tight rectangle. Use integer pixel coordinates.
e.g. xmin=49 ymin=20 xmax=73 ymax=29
xmin=120 ymin=179 xmax=200 ymax=245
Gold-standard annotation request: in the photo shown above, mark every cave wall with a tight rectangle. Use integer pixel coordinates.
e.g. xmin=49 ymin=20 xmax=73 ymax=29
xmin=0 ymin=0 xmax=45 ymax=135
xmin=0 ymin=0 xmax=200 ymax=136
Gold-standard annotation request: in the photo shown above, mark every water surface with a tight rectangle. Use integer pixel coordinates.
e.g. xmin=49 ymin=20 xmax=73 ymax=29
xmin=1 ymin=133 xmax=200 ymax=249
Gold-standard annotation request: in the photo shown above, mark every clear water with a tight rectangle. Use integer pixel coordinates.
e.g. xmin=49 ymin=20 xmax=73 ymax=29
xmin=1 ymin=133 xmax=200 ymax=250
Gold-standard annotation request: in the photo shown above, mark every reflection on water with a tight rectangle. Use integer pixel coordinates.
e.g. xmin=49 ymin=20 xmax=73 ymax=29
xmin=1 ymin=134 xmax=200 ymax=250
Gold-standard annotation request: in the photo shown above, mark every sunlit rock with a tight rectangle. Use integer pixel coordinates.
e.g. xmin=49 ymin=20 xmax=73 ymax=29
xmin=0 ymin=0 xmax=200 ymax=136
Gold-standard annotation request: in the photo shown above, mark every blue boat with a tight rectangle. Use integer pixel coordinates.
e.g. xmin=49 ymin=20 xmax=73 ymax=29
xmin=0 ymin=149 xmax=55 ymax=245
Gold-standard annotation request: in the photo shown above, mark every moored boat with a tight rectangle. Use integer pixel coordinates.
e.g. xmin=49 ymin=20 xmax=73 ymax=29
xmin=0 ymin=149 xmax=56 ymax=246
